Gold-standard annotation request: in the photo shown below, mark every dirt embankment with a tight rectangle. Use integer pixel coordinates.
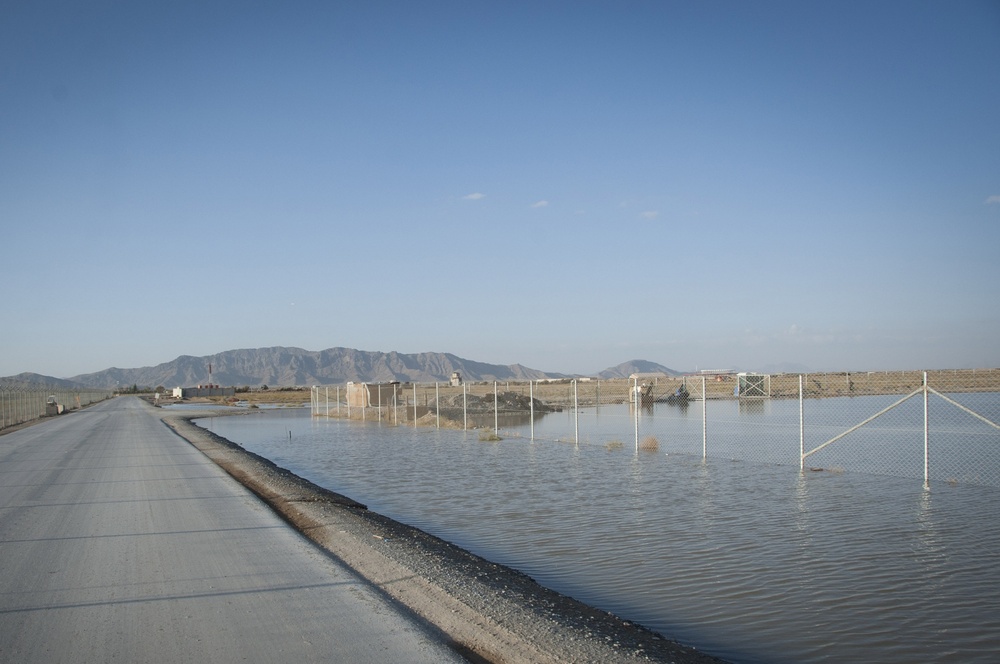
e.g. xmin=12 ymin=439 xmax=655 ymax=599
xmin=159 ymin=408 xmax=726 ymax=664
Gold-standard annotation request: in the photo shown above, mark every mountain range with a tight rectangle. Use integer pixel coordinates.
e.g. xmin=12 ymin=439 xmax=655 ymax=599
xmin=1 ymin=347 xmax=681 ymax=389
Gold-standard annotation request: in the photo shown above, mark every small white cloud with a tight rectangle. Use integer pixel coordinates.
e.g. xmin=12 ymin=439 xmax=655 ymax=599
xmin=462 ymin=192 xmax=485 ymax=200
xmin=986 ymin=195 xmax=1000 ymax=205
xmin=530 ymin=200 xmax=549 ymax=208
xmin=640 ymin=210 xmax=659 ymax=220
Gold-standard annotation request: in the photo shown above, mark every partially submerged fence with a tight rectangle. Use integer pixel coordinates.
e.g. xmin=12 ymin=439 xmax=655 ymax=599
xmin=311 ymin=369 xmax=1000 ymax=487
xmin=0 ymin=385 xmax=113 ymax=430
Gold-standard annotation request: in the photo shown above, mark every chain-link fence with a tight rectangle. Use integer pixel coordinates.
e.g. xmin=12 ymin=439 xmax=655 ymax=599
xmin=0 ymin=385 xmax=113 ymax=431
xmin=311 ymin=369 xmax=1000 ymax=488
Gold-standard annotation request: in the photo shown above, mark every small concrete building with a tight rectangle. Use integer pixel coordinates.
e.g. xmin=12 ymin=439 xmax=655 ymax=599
xmin=450 ymin=372 xmax=462 ymax=387
xmin=45 ymin=396 xmax=65 ymax=416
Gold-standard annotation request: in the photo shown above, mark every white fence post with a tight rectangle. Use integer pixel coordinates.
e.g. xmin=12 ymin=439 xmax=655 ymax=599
xmin=924 ymin=371 xmax=929 ymax=487
xmin=633 ymin=377 xmax=639 ymax=452
xmin=799 ymin=374 xmax=804 ymax=471
xmin=574 ymin=379 xmax=579 ymax=446
xmin=702 ymin=376 xmax=707 ymax=459
xmin=530 ymin=380 xmax=534 ymax=441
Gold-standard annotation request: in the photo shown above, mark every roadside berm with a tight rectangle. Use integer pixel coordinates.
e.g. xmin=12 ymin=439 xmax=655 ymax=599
xmin=160 ymin=406 xmax=725 ymax=664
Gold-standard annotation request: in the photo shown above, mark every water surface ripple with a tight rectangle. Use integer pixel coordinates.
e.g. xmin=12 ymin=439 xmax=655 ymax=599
xmin=199 ymin=409 xmax=1000 ymax=664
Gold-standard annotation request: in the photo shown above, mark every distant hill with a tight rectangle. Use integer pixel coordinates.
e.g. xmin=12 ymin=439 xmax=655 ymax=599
xmin=0 ymin=372 xmax=87 ymax=389
xmin=1 ymin=348 xmax=693 ymax=389
xmin=597 ymin=360 xmax=680 ymax=379
xmin=53 ymin=347 xmax=568 ymax=389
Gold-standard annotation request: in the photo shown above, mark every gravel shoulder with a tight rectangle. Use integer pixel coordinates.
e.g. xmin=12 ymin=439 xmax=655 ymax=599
xmin=158 ymin=405 xmax=727 ymax=664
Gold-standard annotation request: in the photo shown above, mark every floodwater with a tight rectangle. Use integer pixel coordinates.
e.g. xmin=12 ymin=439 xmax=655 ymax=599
xmin=198 ymin=399 xmax=1000 ymax=663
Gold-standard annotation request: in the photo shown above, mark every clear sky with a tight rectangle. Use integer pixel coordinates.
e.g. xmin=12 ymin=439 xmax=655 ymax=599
xmin=2 ymin=1 xmax=999 ymax=379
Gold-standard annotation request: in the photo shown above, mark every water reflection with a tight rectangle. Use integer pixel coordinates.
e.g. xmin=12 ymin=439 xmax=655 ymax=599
xmin=463 ymin=411 xmax=542 ymax=429
xmin=737 ymin=399 xmax=767 ymax=415
xmin=200 ymin=409 xmax=1000 ymax=664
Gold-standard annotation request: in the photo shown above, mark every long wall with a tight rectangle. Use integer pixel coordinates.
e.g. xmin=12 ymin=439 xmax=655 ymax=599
xmin=175 ymin=387 xmax=236 ymax=398
xmin=0 ymin=386 xmax=113 ymax=430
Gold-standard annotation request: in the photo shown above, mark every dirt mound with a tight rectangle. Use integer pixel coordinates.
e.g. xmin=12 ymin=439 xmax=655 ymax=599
xmin=436 ymin=391 xmax=559 ymax=413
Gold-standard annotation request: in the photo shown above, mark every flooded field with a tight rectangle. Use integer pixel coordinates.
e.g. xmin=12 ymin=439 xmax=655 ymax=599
xmin=198 ymin=401 xmax=1000 ymax=663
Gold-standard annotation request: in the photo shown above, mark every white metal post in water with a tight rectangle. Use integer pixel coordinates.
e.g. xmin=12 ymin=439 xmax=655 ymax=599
xmin=325 ymin=387 xmax=329 ymax=418
xmin=435 ymin=382 xmax=440 ymax=429
xmin=529 ymin=380 xmax=534 ymax=441
xmin=924 ymin=371 xmax=929 ymax=486
xmin=633 ymin=377 xmax=639 ymax=452
xmin=494 ymin=381 xmax=499 ymax=435
xmin=463 ymin=382 xmax=467 ymax=430
xmin=413 ymin=383 xmax=418 ymax=427
xmin=799 ymin=375 xmax=804 ymax=471
xmin=574 ymin=379 xmax=579 ymax=446
xmin=702 ymin=376 xmax=707 ymax=459
xmin=337 ymin=386 xmax=340 ymax=416
xmin=378 ymin=384 xmax=382 ymax=424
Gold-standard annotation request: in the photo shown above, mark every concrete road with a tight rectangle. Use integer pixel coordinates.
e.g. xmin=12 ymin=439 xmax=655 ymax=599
xmin=0 ymin=397 xmax=465 ymax=663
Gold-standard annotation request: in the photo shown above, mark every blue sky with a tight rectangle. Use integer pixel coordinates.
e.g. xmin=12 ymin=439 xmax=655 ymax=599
xmin=2 ymin=1 xmax=999 ymax=378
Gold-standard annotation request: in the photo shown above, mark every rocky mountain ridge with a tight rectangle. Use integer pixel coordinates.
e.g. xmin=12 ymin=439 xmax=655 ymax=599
xmin=2 ymin=347 xmax=682 ymax=389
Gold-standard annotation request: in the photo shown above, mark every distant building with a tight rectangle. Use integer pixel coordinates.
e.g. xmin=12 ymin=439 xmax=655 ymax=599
xmin=693 ymin=369 xmax=736 ymax=382
xmin=450 ymin=372 xmax=462 ymax=387
xmin=628 ymin=372 xmax=672 ymax=383
xmin=736 ymin=373 xmax=770 ymax=398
